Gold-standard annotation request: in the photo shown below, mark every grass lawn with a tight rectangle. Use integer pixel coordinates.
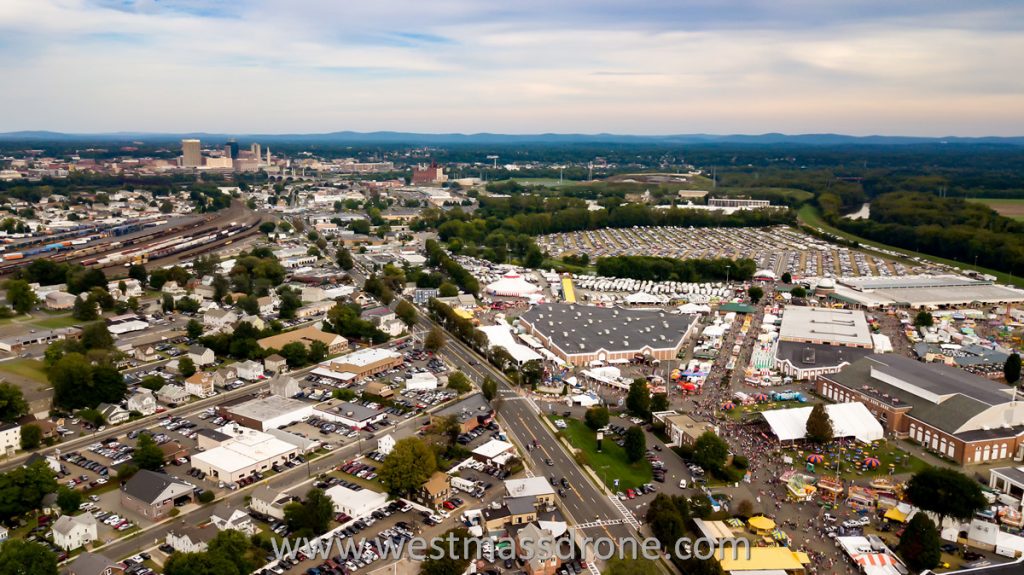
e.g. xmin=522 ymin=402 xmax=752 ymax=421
xmin=716 ymin=186 xmax=814 ymax=203
xmin=797 ymin=205 xmax=1017 ymax=285
xmin=0 ymin=358 xmax=49 ymax=384
xmin=30 ymin=314 xmax=81 ymax=329
xmin=968 ymin=198 xmax=1024 ymax=221
xmin=782 ymin=440 xmax=929 ymax=480
xmin=549 ymin=415 xmax=651 ymax=490
xmin=510 ymin=177 xmax=573 ymax=187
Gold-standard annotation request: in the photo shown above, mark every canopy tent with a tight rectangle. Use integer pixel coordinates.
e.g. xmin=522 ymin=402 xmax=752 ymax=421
xmin=760 ymin=402 xmax=884 ymax=444
xmin=678 ymin=302 xmax=712 ymax=314
xmin=747 ymin=516 xmax=776 ymax=532
xmin=625 ymin=291 xmax=669 ymax=305
xmin=477 ymin=324 xmax=543 ymax=364
xmin=485 ymin=272 xmax=542 ymax=297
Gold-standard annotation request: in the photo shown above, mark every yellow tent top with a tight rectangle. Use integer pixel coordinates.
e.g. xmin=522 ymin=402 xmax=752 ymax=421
xmin=716 ymin=547 xmax=808 ymax=571
xmin=747 ymin=516 xmax=777 ymax=531
xmin=453 ymin=308 xmax=474 ymax=319
xmin=884 ymin=507 xmax=908 ymax=523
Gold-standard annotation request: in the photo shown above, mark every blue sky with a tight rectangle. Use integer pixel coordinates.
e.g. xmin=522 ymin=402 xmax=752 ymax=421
xmin=0 ymin=0 xmax=1022 ymax=135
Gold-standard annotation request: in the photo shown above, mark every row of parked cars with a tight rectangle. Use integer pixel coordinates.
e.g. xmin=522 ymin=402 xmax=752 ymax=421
xmin=340 ymin=461 xmax=378 ymax=481
xmin=61 ymin=451 xmax=110 ymax=478
xmin=456 ymin=421 xmax=500 ymax=445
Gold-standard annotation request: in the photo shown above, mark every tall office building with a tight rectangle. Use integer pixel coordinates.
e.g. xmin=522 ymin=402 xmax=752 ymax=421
xmin=226 ymin=139 xmax=239 ymax=159
xmin=181 ymin=139 xmax=201 ymax=168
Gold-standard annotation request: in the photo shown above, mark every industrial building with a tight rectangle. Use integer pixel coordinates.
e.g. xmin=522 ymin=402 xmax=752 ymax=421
xmin=190 ymin=424 xmax=299 ymax=483
xmin=775 ymin=306 xmax=875 ymax=380
xmin=313 ymin=400 xmax=386 ymax=429
xmin=518 ymin=304 xmax=697 ymax=365
xmin=257 ymin=325 xmax=349 ymax=355
xmin=820 ymin=275 xmax=1024 ymax=309
xmin=819 ymin=355 xmax=1024 ymax=465
xmin=320 ymin=348 xmax=404 ymax=382
xmin=221 ymin=396 xmax=315 ymax=432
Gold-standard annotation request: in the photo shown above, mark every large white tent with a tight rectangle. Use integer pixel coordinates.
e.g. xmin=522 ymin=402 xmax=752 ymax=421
xmin=760 ymin=402 xmax=884 ymax=444
xmin=485 ymin=272 xmax=541 ymax=297
xmin=477 ymin=324 xmax=543 ymax=364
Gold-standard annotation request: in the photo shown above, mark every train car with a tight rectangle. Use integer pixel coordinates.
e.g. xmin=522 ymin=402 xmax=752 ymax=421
xmin=4 ymin=253 xmax=23 ymax=260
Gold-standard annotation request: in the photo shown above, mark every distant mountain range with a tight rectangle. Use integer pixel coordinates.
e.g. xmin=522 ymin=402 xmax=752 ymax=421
xmin=1 ymin=130 xmax=1023 ymax=146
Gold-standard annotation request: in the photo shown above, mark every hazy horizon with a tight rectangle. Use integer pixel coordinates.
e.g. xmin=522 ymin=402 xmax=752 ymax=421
xmin=2 ymin=0 xmax=1023 ymax=136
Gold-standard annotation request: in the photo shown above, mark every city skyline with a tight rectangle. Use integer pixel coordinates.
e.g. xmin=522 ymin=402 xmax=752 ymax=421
xmin=1 ymin=0 xmax=1023 ymax=136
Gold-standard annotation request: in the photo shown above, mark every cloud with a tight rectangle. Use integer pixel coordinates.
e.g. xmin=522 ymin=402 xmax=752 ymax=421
xmin=0 ymin=0 xmax=1021 ymax=135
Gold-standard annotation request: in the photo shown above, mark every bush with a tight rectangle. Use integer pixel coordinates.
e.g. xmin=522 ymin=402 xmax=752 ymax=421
xmin=198 ymin=490 xmax=216 ymax=503
xmin=169 ymin=508 xmax=180 ymax=517
xmin=732 ymin=455 xmax=749 ymax=470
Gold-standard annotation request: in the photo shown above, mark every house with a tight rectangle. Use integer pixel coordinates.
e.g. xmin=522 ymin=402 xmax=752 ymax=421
xmin=107 ymin=278 xmax=142 ymax=299
xmin=235 ymin=360 xmax=264 ymax=381
xmin=237 ymin=313 xmax=265 ymax=331
xmin=365 ymin=380 xmax=394 ymax=399
xmin=66 ymin=553 xmax=120 ymax=575
xmin=264 ymin=354 xmax=287 ymax=374
xmin=120 ymin=469 xmax=195 ymax=520
xmin=326 ymin=484 xmax=388 ymax=518
xmin=504 ymin=478 xmax=556 ymax=507
xmin=378 ymin=434 xmax=396 ymax=456
xmin=257 ymin=325 xmax=348 ymax=355
xmin=184 ymin=372 xmax=217 ymax=398
xmin=45 ymin=290 xmax=77 ymax=310
xmin=296 ymin=300 xmax=335 ymax=319
xmin=165 ymin=525 xmax=217 ymax=553
xmin=0 ymin=423 xmax=21 ymax=454
xmin=210 ymin=503 xmax=256 ymax=534
xmin=203 ymin=308 xmax=238 ymax=330
xmin=249 ymin=485 xmax=295 ymax=520
xmin=157 ymin=384 xmax=190 ymax=405
xmin=187 ymin=345 xmax=215 ymax=367
xmin=364 ymin=307 xmax=405 ymax=336
xmin=97 ymin=403 xmax=130 ymax=425
xmin=134 ymin=346 xmax=159 ymax=362
xmin=257 ymin=295 xmax=276 ymax=315
xmin=52 ymin=513 xmax=98 ymax=550
xmin=417 ymin=471 xmax=451 ymax=509
xmin=516 ymin=523 xmax=561 ymax=575
xmin=0 ymin=524 xmax=7 ymax=542
xmin=268 ymin=374 xmax=301 ymax=398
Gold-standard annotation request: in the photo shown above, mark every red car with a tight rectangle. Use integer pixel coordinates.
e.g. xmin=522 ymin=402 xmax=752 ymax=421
xmin=626 ymin=489 xmax=635 ymax=499
xmin=443 ymin=501 xmax=456 ymax=510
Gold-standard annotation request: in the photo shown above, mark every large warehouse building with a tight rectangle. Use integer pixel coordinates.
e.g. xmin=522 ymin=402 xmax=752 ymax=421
xmin=222 ymin=396 xmax=315 ymax=432
xmin=819 ymin=275 xmax=1024 ymax=309
xmin=819 ymin=355 xmax=1024 ymax=465
xmin=518 ymin=304 xmax=696 ymax=365
xmin=320 ymin=348 xmax=404 ymax=382
xmin=190 ymin=424 xmax=299 ymax=483
xmin=774 ymin=306 xmax=875 ymax=380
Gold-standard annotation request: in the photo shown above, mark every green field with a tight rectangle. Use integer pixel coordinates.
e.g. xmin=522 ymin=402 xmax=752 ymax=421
xmin=796 ymin=205 xmax=1017 ymax=286
xmin=550 ymin=415 xmax=651 ymax=490
xmin=30 ymin=314 xmax=82 ymax=329
xmin=510 ymin=177 xmax=573 ymax=187
xmin=715 ymin=186 xmax=814 ymax=203
xmin=0 ymin=358 xmax=49 ymax=384
xmin=968 ymin=198 xmax=1024 ymax=221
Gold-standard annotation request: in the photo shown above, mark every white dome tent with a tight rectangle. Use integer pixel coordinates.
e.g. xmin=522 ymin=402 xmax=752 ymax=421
xmin=486 ymin=272 xmax=542 ymax=297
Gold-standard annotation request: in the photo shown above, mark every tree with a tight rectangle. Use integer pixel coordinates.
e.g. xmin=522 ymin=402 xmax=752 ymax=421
xmin=805 ymin=402 xmax=834 ymax=444
xmin=585 ymin=406 xmax=610 ymax=431
xmin=0 ymin=383 xmax=28 ymax=423
xmin=379 ymin=437 xmax=437 ymax=496
xmin=520 ymin=360 xmax=544 ymax=388
xmin=332 ymin=388 xmax=356 ymax=401
xmin=4 ymin=280 xmax=37 ymax=314
xmin=0 ymin=539 xmax=58 ymax=575
xmin=914 ymin=310 xmax=934 ymax=328
xmin=395 ymin=299 xmax=417 ymax=327
xmin=791 ymin=286 xmax=807 ymax=298
xmin=284 ymin=488 xmax=335 ymax=537
xmin=481 ymin=377 xmax=498 ymax=401
xmin=424 ymin=326 xmax=447 ymax=352
xmin=80 ymin=321 xmax=114 ymax=350
xmin=1006 ymin=352 xmax=1022 ymax=385
xmin=626 ymin=378 xmax=651 ymax=419
xmin=336 ymin=248 xmax=354 ymax=270
xmin=897 ymin=513 xmax=941 ymax=572
xmin=906 ymin=467 xmax=987 ymax=526
xmin=20 ymin=424 xmax=42 ymax=450
xmin=0 ymin=461 xmax=58 ymax=522
xmin=650 ymin=393 xmax=669 ymax=413
xmin=56 ymin=486 xmax=82 ymax=514
xmin=186 ymin=319 xmax=204 ymax=340
xmin=780 ymin=272 xmax=792 ymax=284
xmin=438 ymin=282 xmax=459 ymax=297
xmin=128 ymin=264 xmax=148 ymax=286
xmin=133 ymin=433 xmax=165 ymax=471
xmin=433 ymin=415 xmax=462 ymax=447
xmin=178 ymin=356 xmax=196 ymax=378
xmin=419 ymin=528 xmax=472 ymax=575
xmin=280 ymin=342 xmax=309 ymax=367
xmin=207 ymin=529 xmax=257 ymax=575
xmin=49 ymin=353 xmax=94 ymax=409
xmin=693 ymin=431 xmax=729 ymax=473
xmin=308 ymin=340 xmax=329 ymax=363
xmin=446 ymin=371 xmax=471 ymax=393
xmin=747 ymin=285 xmax=764 ymax=303
xmin=259 ymin=221 xmax=276 ymax=235
xmin=140 ymin=375 xmax=165 ymax=391
xmin=72 ymin=295 xmax=98 ymax=321
xmin=624 ymin=426 xmax=646 ymax=463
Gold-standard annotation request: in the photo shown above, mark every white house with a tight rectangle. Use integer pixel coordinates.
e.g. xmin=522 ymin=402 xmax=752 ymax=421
xmin=249 ymin=485 xmax=294 ymax=520
xmin=406 ymin=372 xmax=438 ymax=391
xmin=326 ymin=484 xmax=387 ymax=518
xmin=166 ymin=526 xmax=216 ymax=553
xmin=187 ymin=345 xmax=215 ymax=367
xmin=157 ymin=384 xmax=190 ymax=405
xmin=0 ymin=423 xmax=20 ymax=454
xmin=52 ymin=514 xmax=98 ymax=550
xmin=235 ymin=360 xmax=265 ymax=381
xmin=127 ymin=389 xmax=157 ymax=416
xmin=268 ymin=374 xmax=301 ymax=398
xmin=378 ymin=434 xmax=396 ymax=456
xmin=210 ymin=503 xmax=256 ymax=534
xmin=203 ymin=308 xmax=238 ymax=330
xmin=97 ymin=403 xmax=130 ymax=425
xmin=257 ymin=295 xmax=277 ymax=315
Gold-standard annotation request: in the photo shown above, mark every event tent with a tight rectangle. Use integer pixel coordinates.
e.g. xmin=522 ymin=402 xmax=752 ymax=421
xmin=477 ymin=324 xmax=543 ymax=364
xmin=760 ymin=402 xmax=884 ymax=444
xmin=485 ymin=272 xmax=542 ymax=297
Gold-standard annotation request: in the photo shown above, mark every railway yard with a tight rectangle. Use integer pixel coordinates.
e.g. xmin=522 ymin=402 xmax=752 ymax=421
xmin=536 ymin=225 xmax=926 ymax=278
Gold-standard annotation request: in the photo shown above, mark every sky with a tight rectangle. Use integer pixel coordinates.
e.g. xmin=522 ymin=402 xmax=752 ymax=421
xmin=1 ymin=0 xmax=1023 ymax=136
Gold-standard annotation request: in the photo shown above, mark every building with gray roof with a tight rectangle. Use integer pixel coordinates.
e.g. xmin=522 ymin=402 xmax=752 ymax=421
xmin=819 ymin=354 xmax=1024 ymax=465
xmin=518 ymin=304 xmax=696 ymax=364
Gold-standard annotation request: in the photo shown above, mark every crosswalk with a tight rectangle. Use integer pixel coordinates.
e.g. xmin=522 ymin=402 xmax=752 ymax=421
xmin=572 ymin=518 xmax=626 ymax=530
xmin=609 ymin=496 xmax=641 ymax=530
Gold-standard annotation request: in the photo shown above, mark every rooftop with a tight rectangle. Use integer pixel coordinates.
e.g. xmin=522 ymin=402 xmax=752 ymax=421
xmin=519 ymin=303 xmax=695 ymax=356
xmin=315 ymin=400 xmax=382 ymax=422
xmin=779 ymin=306 xmax=873 ymax=348
xmin=228 ymin=395 xmax=311 ymax=421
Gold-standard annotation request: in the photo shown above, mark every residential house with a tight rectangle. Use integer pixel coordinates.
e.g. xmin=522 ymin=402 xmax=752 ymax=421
xmin=237 ymin=313 xmax=265 ymax=331
xmin=120 ymin=469 xmax=195 ymax=520
xmin=268 ymin=374 xmax=301 ymax=398
xmin=66 ymin=553 xmax=120 ymax=575
xmin=192 ymin=284 xmax=217 ymax=300
xmin=0 ymin=423 xmax=21 ymax=454
xmin=187 ymin=345 xmax=215 ymax=367
xmin=417 ymin=472 xmax=451 ymax=509
xmin=134 ymin=346 xmax=159 ymax=362
xmin=184 ymin=372 xmax=217 ymax=398
xmin=52 ymin=513 xmax=98 ymax=550
xmin=203 ymin=308 xmax=238 ymax=330
xmin=249 ymin=485 xmax=295 ymax=520
xmin=127 ymin=389 xmax=157 ymax=416
xmin=363 ymin=307 xmax=405 ymax=336
xmin=483 ymin=499 xmax=537 ymax=531
xmin=516 ymin=523 xmax=561 ymax=575
xmin=257 ymin=295 xmax=277 ymax=315
xmin=156 ymin=384 xmax=190 ymax=405
xmin=162 ymin=281 xmax=186 ymax=296
xmin=264 ymin=354 xmax=287 ymax=374
xmin=209 ymin=503 xmax=256 ymax=534
xmin=0 ymin=524 xmax=7 ymax=541
xmin=97 ymin=403 xmax=129 ymax=425
xmin=365 ymin=380 xmax=394 ymax=399
xmin=235 ymin=360 xmax=264 ymax=381
xmin=107 ymin=278 xmax=142 ymax=300
xmin=165 ymin=525 xmax=217 ymax=553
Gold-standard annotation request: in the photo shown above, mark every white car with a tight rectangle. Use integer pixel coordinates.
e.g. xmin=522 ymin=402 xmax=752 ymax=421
xmin=678 ymin=479 xmax=687 ymax=489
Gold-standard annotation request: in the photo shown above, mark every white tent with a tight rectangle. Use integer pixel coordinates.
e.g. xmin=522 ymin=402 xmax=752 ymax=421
xmin=485 ymin=272 xmax=541 ymax=297
xmin=625 ymin=292 xmax=668 ymax=305
xmin=760 ymin=402 xmax=884 ymax=444
xmin=477 ymin=324 xmax=543 ymax=364
xmin=679 ymin=302 xmax=712 ymax=314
